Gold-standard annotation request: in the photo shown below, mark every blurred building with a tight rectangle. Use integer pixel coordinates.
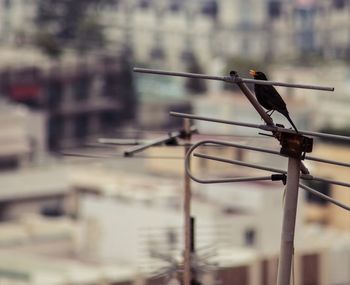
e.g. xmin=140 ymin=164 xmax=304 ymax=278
xmin=0 ymin=0 xmax=36 ymax=46
xmin=305 ymin=142 xmax=350 ymax=230
xmin=1 ymin=0 xmax=350 ymax=68
xmin=267 ymin=64 xmax=350 ymax=131
xmin=0 ymin=100 xmax=46 ymax=168
xmin=0 ymin=56 xmax=137 ymax=151
xmin=95 ymin=0 xmax=350 ymax=68
xmin=1 ymin=0 xmax=350 ymax=136
xmin=0 ymin=215 xmax=140 ymax=285
xmin=135 ymin=73 xmax=192 ymax=129
xmin=43 ymin=58 xmax=133 ymax=150
xmin=71 ymin=163 xmax=350 ymax=285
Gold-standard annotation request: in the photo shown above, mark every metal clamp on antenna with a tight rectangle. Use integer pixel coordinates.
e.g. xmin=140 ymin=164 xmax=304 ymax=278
xmin=278 ymin=132 xmax=313 ymax=159
xmin=271 ymin=174 xmax=287 ymax=185
xmin=123 ymin=126 xmax=197 ymax=157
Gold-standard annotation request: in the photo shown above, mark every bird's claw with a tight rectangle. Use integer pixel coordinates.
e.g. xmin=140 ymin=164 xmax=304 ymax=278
xmin=266 ymin=110 xmax=275 ymax=117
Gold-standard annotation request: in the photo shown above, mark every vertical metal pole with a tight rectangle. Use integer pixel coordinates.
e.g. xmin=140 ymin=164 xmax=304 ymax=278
xmin=277 ymin=157 xmax=301 ymax=285
xmin=190 ymin=217 xmax=195 ymax=253
xmin=183 ymin=118 xmax=192 ymax=285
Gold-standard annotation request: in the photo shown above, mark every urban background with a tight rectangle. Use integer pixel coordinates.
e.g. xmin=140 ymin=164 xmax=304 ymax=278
xmin=0 ymin=0 xmax=349 ymax=284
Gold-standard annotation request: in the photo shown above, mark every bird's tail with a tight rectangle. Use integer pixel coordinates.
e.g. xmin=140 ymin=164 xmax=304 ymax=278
xmin=282 ymin=111 xmax=298 ymax=133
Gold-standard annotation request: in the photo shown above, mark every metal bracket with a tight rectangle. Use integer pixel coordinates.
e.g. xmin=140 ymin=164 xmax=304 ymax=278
xmin=278 ymin=132 xmax=313 ymax=159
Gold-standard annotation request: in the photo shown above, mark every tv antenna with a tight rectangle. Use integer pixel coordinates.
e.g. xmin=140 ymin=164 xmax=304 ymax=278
xmin=63 ymin=119 xmax=218 ymax=285
xmin=133 ymin=67 xmax=350 ymax=285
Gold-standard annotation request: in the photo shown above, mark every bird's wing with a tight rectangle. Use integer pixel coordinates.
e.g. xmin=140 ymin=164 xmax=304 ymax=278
xmin=269 ymin=86 xmax=287 ymax=110
xmin=255 ymin=84 xmax=279 ymax=110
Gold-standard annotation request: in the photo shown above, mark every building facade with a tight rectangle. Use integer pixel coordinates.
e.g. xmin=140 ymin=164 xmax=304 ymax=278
xmin=1 ymin=0 xmax=350 ymax=68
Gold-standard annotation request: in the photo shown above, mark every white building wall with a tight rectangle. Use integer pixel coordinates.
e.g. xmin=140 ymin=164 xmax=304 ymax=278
xmin=80 ymin=195 xmax=183 ymax=265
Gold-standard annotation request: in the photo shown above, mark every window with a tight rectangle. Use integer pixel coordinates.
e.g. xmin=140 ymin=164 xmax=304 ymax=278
xmin=201 ymin=0 xmax=218 ymax=19
xmin=333 ymin=0 xmax=347 ymax=9
xmin=268 ymin=1 xmax=282 ymax=19
xmin=8 ymin=68 xmax=42 ymax=107
xmin=48 ymin=116 xmax=64 ymax=150
xmin=244 ymin=228 xmax=256 ymax=247
xmin=41 ymin=201 xmax=64 ymax=217
xmin=74 ymin=74 xmax=90 ymax=101
xmin=169 ymin=0 xmax=182 ymax=12
xmin=150 ymin=46 xmax=165 ymax=60
xmin=99 ymin=111 xmax=117 ymax=132
xmin=305 ymin=180 xmax=330 ymax=205
xmin=74 ymin=114 xmax=89 ymax=140
xmin=103 ymin=70 xmax=118 ymax=97
xmin=166 ymin=229 xmax=178 ymax=251
xmin=0 ymin=158 xmax=19 ymax=171
xmin=4 ymin=0 xmax=11 ymax=9
xmin=181 ymin=49 xmax=195 ymax=63
xmin=47 ymin=78 xmax=63 ymax=109
xmin=241 ymin=0 xmax=252 ymax=25
xmin=295 ymin=8 xmax=316 ymax=53
xmin=139 ymin=0 xmax=151 ymax=9
xmin=107 ymin=0 xmax=119 ymax=8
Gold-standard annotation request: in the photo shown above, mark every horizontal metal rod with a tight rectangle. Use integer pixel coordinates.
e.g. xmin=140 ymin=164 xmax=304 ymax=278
xmin=183 ymin=139 xmax=350 ymax=188
xmin=296 ymin=129 xmax=350 ymax=142
xmin=170 ymin=111 xmax=266 ymax=130
xmin=134 ymin=67 xmax=225 ymax=81
xmin=134 ymin=67 xmax=334 ymax=91
xmin=98 ymin=140 xmax=229 ymax=149
xmin=124 ymin=135 xmax=177 ymax=156
xmin=300 ymin=184 xmax=350 ymax=211
xmin=184 ymin=140 xmax=281 ymax=184
xmin=194 ymin=152 xmax=287 ymax=174
xmin=194 ymin=140 xmax=350 ymax=168
xmin=194 ymin=151 xmax=350 ymax=187
xmin=77 ymin=140 xmax=350 ymax=169
xmin=193 ymin=150 xmax=350 ymax=188
xmin=189 ymin=175 xmax=274 ymax=184
xmin=306 ymin=155 xmax=350 ymax=168
xmin=302 ymin=175 xmax=350 ymax=189
xmin=124 ymin=126 xmax=197 ymax=156
xmin=193 ymin=139 xmax=307 ymax=175
xmin=241 ymin=78 xmax=334 ymax=91
xmin=62 ymin=152 xmax=121 ymax=159
xmin=261 ymin=125 xmax=350 ymax=142
xmin=196 ymin=140 xmax=281 ymax=155
xmin=98 ymin=138 xmax=141 ymax=145
xmin=61 ymin=152 xmax=184 ymax=160
xmin=170 ymin=112 xmax=350 ymax=142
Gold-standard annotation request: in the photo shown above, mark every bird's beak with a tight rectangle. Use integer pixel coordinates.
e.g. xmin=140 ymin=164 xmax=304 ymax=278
xmin=249 ymin=70 xmax=256 ymax=76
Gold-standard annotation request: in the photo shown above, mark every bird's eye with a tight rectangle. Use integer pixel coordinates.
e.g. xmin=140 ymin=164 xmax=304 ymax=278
xmin=229 ymin=70 xmax=237 ymax=76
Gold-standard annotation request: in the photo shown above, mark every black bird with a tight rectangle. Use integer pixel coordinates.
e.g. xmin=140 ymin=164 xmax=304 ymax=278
xmin=249 ymin=70 xmax=298 ymax=133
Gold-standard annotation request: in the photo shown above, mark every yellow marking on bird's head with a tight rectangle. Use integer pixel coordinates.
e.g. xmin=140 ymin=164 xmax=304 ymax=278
xmin=249 ymin=70 xmax=256 ymax=76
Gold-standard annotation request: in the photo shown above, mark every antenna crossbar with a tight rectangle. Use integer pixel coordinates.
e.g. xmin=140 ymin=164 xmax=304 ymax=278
xmin=123 ymin=126 xmax=196 ymax=156
xmin=194 ymin=152 xmax=350 ymax=188
xmin=187 ymin=140 xmax=350 ymax=188
xmin=300 ymin=184 xmax=350 ymax=211
xmin=170 ymin=112 xmax=350 ymax=142
xmin=192 ymin=140 xmax=350 ymax=168
xmin=134 ymin=68 xmax=334 ymax=91
xmin=303 ymin=175 xmax=350 ymax=189
xmin=194 ymin=152 xmax=286 ymax=174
